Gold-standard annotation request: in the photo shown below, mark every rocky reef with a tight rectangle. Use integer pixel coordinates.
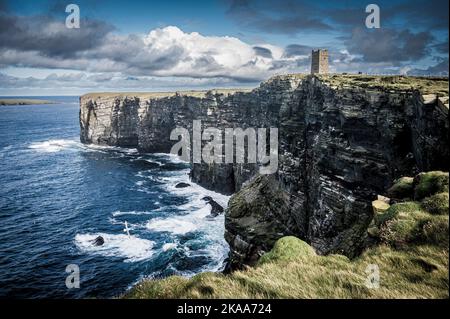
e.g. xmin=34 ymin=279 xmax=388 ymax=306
xmin=79 ymin=74 xmax=449 ymax=269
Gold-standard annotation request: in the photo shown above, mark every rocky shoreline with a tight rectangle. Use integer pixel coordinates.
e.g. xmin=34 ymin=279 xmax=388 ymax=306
xmin=79 ymin=74 xmax=449 ymax=270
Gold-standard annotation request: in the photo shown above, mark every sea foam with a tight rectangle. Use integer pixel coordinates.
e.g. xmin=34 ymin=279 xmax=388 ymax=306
xmin=74 ymin=233 xmax=155 ymax=263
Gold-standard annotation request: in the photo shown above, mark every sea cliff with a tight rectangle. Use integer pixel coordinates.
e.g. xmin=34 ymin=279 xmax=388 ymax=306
xmin=79 ymin=74 xmax=449 ymax=269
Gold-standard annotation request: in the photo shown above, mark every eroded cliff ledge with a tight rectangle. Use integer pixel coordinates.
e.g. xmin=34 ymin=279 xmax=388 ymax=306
xmin=79 ymin=74 xmax=449 ymax=269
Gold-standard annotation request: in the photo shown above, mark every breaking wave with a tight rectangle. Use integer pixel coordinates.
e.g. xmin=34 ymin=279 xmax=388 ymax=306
xmin=28 ymin=139 xmax=82 ymax=153
xmin=74 ymin=233 xmax=155 ymax=263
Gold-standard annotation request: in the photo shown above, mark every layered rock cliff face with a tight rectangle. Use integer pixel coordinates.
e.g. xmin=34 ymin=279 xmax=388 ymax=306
xmin=79 ymin=75 xmax=449 ymax=269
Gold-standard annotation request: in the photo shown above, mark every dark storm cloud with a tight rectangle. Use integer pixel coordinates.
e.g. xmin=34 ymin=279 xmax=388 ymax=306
xmin=0 ymin=13 xmax=114 ymax=58
xmin=283 ymin=44 xmax=313 ymax=58
xmin=386 ymin=0 xmax=449 ymax=30
xmin=433 ymin=39 xmax=449 ymax=54
xmin=0 ymin=0 xmax=9 ymax=13
xmin=226 ymin=0 xmax=332 ymax=34
xmin=408 ymin=57 xmax=449 ymax=76
xmin=345 ymin=28 xmax=434 ymax=63
xmin=226 ymin=0 xmax=449 ymax=33
xmin=253 ymin=46 xmax=272 ymax=58
xmin=2 ymin=17 xmax=112 ymax=57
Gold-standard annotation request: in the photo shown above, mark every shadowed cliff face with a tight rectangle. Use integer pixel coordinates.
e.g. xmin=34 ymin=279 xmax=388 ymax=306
xmin=79 ymin=75 xmax=449 ymax=269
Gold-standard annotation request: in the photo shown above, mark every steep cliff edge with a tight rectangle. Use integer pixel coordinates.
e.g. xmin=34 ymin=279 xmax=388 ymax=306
xmin=79 ymin=75 xmax=449 ymax=268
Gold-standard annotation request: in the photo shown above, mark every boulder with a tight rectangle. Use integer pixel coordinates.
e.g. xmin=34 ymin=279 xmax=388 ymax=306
xmin=202 ymin=196 xmax=224 ymax=217
xmin=175 ymin=182 xmax=191 ymax=188
xmin=92 ymin=236 xmax=104 ymax=246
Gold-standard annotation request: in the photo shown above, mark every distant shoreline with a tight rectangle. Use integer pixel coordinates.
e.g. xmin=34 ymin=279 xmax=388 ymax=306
xmin=0 ymin=98 xmax=56 ymax=106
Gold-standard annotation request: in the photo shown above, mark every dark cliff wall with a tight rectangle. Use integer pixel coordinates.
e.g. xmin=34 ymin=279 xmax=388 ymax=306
xmin=80 ymin=75 xmax=449 ymax=268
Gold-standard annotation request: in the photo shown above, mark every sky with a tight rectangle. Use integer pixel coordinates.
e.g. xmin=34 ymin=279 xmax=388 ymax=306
xmin=0 ymin=0 xmax=448 ymax=95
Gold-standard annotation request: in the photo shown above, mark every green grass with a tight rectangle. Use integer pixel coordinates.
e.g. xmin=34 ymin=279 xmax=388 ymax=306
xmin=123 ymin=172 xmax=449 ymax=299
xmin=374 ymin=201 xmax=424 ymax=226
xmin=124 ymin=237 xmax=448 ymax=299
xmin=414 ymin=171 xmax=449 ymax=200
xmin=317 ymin=74 xmax=449 ymax=96
xmin=421 ymin=193 xmax=449 ymax=215
xmin=387 ymin=177 xmax=414 ymax=199
xmin=258 ymin=236 xmax=315 ymax=264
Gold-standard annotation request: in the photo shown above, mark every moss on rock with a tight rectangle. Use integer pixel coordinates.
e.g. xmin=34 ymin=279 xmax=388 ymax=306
xmin=421 ymin=215 xmax=449 ymax=247
xmin=387 ymin=176 xmax=414 ymax=199
xmin=374 ymin=201 xmax=425 ymax=227
xmin=413 ymin=171 xmax=449 ymax=200
xmin=421 ymin=192 xmax=449 ymax=215
xmin=374 ymin=198 xmax=449 ymax=248
xmin=378 ymin=210 xmax=429 ymax=247
xmin=258 ymin=236 xmax=315 ymax=264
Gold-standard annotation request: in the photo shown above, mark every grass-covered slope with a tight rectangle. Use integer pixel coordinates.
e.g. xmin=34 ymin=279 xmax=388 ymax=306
xmin=124 ymin=171 xmax=449 ymax=299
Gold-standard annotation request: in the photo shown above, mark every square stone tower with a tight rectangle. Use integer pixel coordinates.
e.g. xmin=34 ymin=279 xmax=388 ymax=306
xmin=311 ymin=49 xmax=329 ymax=74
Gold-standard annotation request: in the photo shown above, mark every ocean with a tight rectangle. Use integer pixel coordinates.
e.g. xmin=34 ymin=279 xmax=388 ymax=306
xmin=0 ymin=97 xmax=229 ymax=298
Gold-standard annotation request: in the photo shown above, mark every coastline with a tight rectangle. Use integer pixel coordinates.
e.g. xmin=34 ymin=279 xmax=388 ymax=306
xmin=0 ymin=98 xmax=56 ymax=106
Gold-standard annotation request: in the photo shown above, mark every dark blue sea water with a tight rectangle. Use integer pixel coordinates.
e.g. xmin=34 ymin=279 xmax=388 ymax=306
xmin=0 ymin=97 xmax=229 ymax=298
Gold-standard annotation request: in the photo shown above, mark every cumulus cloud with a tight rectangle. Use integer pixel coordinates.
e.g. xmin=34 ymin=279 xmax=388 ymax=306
xmin=1 ymin=17 xmax=304 ymax=82
xmin=1 ymin=1 xmax=448 ymax=94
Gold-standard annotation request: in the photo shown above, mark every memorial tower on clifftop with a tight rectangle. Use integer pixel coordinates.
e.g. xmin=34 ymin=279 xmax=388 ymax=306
xmin=311 ymin=49 xmax=329 ymax=74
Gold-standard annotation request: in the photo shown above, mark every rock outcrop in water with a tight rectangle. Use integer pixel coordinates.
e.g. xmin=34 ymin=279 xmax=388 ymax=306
xmin=92 ymin=236 xmax=105 ymax=246
xmin=80 ymin=75 xmax=449 ymax=269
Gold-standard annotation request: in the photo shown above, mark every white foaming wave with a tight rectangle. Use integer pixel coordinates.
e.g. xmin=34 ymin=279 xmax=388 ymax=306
xmin=135 ymin=181 xmax=144 ymax=186
xmin=144 ymin=159 xmax=164 ymax=166
xmin=28 ymin=139 xmax=82 ymax=153
xmin=162 ymin=243 xmax=178 ymax=251
xmin=146 ymin=163 xmax=231 ymax=273
xmin=151 ymin=152 xmax=189 ymax=164
xmin=74 ymin=233 xmax=155 ymax=263
xmin=135 ymin=171 xmax=161 ymax=183
xmin=146 ymin=204 xmax=212 ymax=237
xmin=146 ymin=204 xmax=219 ymax=236
xmin=159 ymin=169 xmax=230 ymax=208
xmin=28 ymin=139 xmax=139 ymax=155
xmin=108 ymin=218 xmax=141 ymax=231
xmin=84 ymin=144 xmax=138 ymax=155
xmin=146 ymin=218 xmax=198 ymax=235
xmin=112 ymin=210 xmax=153 ymax=217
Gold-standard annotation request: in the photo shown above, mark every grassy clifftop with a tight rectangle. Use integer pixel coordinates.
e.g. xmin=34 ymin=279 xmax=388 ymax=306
xmin=317 ymin=74 xmax=449 ymax=97
xmin=124 ymin=171 xmax=449 ymax=299
xmin=81 ymin=75 xmax=449 ymax=103
xmin=81 ymin=88 xmax=252 ymax=100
